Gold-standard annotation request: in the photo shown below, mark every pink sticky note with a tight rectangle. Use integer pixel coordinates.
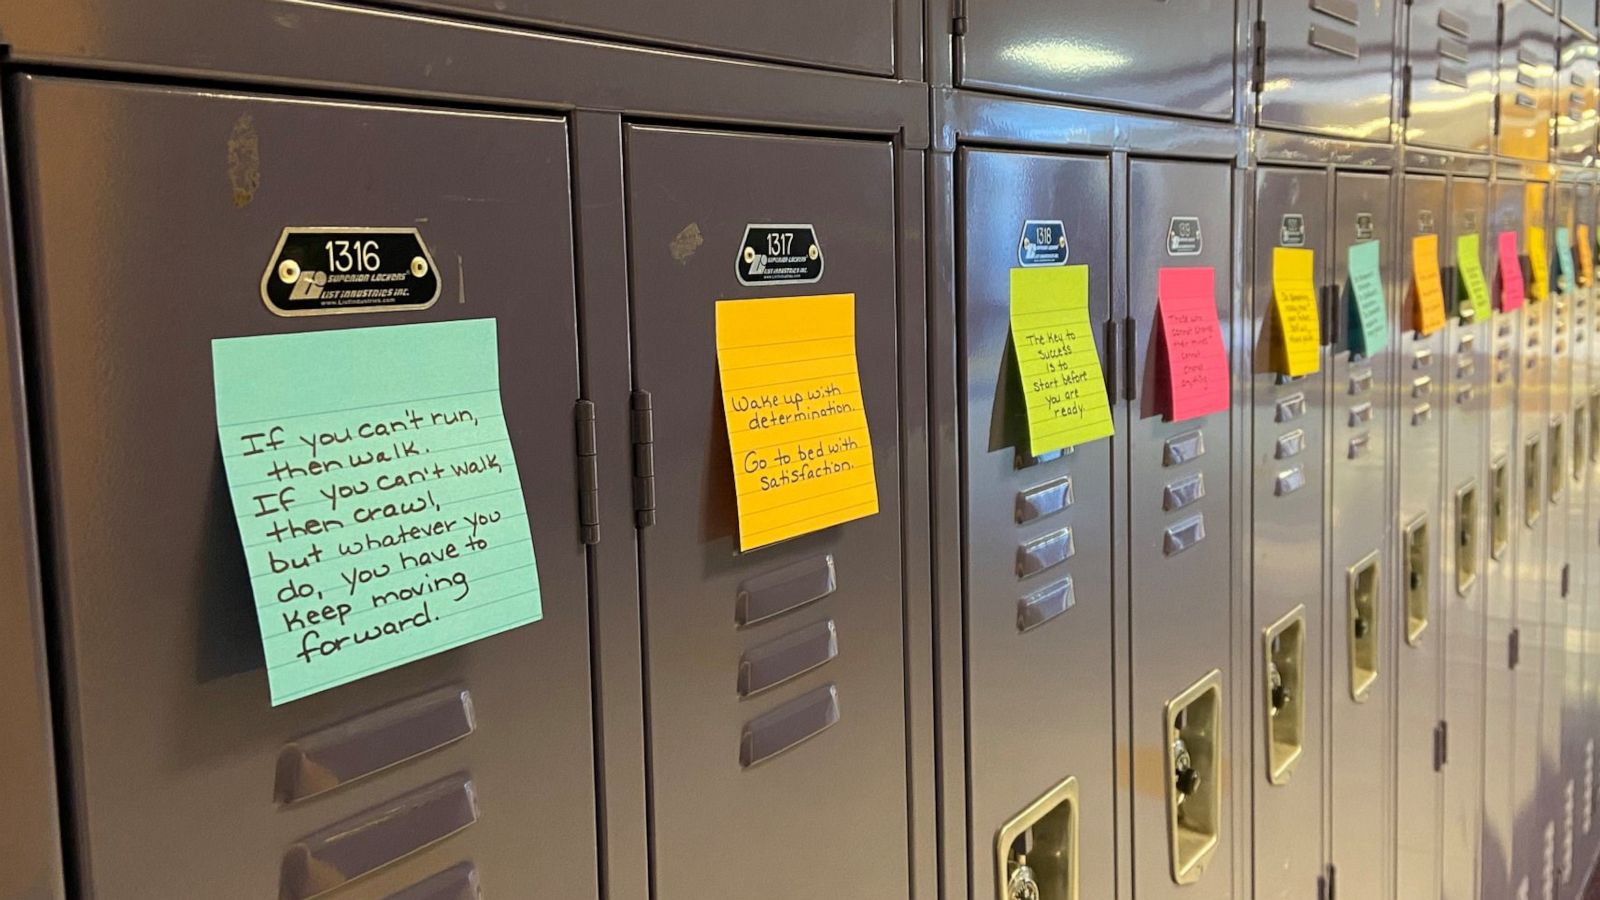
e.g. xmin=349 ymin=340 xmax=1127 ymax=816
xmin=1497 ymin=230 xmax=1525 ymax=312
xmin=1157 ymin=267 xmax=1230 ymax=422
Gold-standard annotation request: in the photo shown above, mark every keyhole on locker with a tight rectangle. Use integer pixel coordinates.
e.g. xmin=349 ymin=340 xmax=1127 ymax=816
xmin=1006 ymin=853 xmax=1041 ymax=900
xmin=1173 ymin=722 xmax=1199 ymax=800
xmin=1268 ymin=655 xmax=1287 ymax=717
xmin=1354 ymin=613 xmax=1371 ymax=639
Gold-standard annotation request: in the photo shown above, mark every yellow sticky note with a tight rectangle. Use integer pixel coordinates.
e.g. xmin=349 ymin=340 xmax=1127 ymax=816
xmin=1580 ymin=224 xmax=1594 ymax=287
xmin=1412 ymin=234 xmax=1447 ymax=336
xmin=716 ymin=294 xmax=879 ymax=551
xmin=1009 ymin=266 xmax=1115 ymax=455
xmin=1271 ymin=247 xmax=1321 ymax=377
xmin=1528 ymin=226 xmax=1549 ymax=302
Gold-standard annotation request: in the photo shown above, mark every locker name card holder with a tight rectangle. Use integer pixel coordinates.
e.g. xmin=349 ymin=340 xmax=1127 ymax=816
xmin=1497 ymin=231 xmax=1526 ymax=312
xmin=1458 ymin=234 xmax=1492 ymax=321
xmin=736 ymin=225 xmax=824 ymax=285
xmin=1009 ymin=265 xmax=1114 ymax=455
xmin=1018 ymin=220 xmax=1069 ymax=267
xmin=1272 ymin=247 xmax=1321 ymax=377
xmin=715 ymin=294 xmax=879 ymax=552
xmin=261 ymin=227 xmax=440 ymax=316
xmin=213 ymin=320 xmax=543 ymax=705
xmin=1347 ymin=240 xmax=1389 ymax=357
xmin=1413 ymin=234 xmax=1448 ymax=336
xmin=1155 ymin=266 xmax=1229 ymax=422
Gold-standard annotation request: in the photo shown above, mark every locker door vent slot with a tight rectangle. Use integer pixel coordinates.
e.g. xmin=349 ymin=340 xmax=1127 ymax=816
xmin=1163 ymin=515 xmax=1207 ymax=556
xmin=1438 ymin=37 xmax=1471 ymax=65
xmin=1017 ymin=477 xmax=1073 ymax=524
xmin=737 ymin=619 xmax=838 ymax=697
xmin=1526 ymin=434 xmax=1545 ymax=526
xmin=1310 ymin=0 xmax=1358 ymax=26
xmin=1018 ymin=528 xmax=1076 ymax=577
xmin=1162 ymin=473 xmax=1206 ymax=512
xmin=739 ymin=683 xmax=839 ymax=767
xmin=275 ymin=686 xmax=476 ymax=805
xmin=1164 ymin=670 xmax=1223 ymax=885
xmin=279 ymin=775 xmax=480 ymax=900
xmin=1262 ymin=606 xmax=1306 ymax=785
xmin=1456 ymin=481 xmax=1479 ymax=596
xmin=1346 ymin=553 xmax=1380 ymax=701
xmin=1403 ymin=516 xmax=1430 ymax=646
xmin=735 ymin=555 xmax=837 ymax=627
xmin=1437 ymin=9 xmax=1470 ymax=38
xmin=1018 ymin=577 xmax=1075 ymax=633
xmin=1491 ymin=456 xmax=1510 ymax=560
xmin=995 ymin=776 xmax=1080 ymax=900
xmin=1163 ymin=430 xmax=1206 ymax=466
xmin=1309 ymin=24 xmax=1361 ymax=59
xmin=384 ymin=862 xmax=481 ymax=900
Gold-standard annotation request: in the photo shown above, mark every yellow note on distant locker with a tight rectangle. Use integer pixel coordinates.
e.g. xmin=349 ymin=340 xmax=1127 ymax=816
xmin=716 ymin=293 xmax=879 ymax=552
xmin=1528 ymin=225 xmax=1550 ymax=302
xmin=1009 ymin=266 xmax=1115 ymax=456
xmin=1272 ymin=246 xmax=1321 ymax=377
xmin=1412 ymin=234 xmax=1447 ymax=336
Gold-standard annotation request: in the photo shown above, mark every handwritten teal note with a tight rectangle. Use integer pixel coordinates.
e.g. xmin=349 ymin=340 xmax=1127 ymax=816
xmin=1347 ymin=240 xmax=1389 ymax=357
xmin=1557 ymin=226 xmax=1576 ymax=293
xmin=213 ymin=319 xmax=542 ymax=706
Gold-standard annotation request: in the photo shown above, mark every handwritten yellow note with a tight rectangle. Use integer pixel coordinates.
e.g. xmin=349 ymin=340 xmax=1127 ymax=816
xmin=1528 ymin=226 xmax=1549 ymax=302
xmin=1272 ymin=247 xmax=1321 ymax=377
xmin=1009 ymin=266 xmax=1114 ymax=455
xmin=716 ymin=294 xmax=879 ymax=551
xmin=1412 ymin=234 xmax=1447 ymax=335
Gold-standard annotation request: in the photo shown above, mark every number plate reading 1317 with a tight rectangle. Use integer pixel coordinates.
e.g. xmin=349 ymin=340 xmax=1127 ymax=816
xmin=261 ymin=227 xmax=441 ymax=316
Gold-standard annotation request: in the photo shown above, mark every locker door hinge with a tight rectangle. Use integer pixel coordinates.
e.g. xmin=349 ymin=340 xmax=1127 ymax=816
xmin=1435 ymin=720 xmax=1450 ymax=771
xmin=951 ymin=0 xmax=966 ymax=35
xmin=1511 ymin=627 xmax=1522 ymax=669
xmin=631 ymin=390 xmax=657 ymax=528
xmin=1562 ymin=563 xmax=1571 ymax=597
xmin=576 ymin=400 xmax=600 ymax=545
xmin=1103 ymin=318 xmax=1121 ymax=404
xmin=1320 ymin=863 xmax=1338 ymax=900
xmin=1400 ymin=65 xmax=1413 ymax=120
xmin=1493 ymin=6 xmax=1505 ymax=136
xmin=1251 ymin=19 xmax=1267 ymax=93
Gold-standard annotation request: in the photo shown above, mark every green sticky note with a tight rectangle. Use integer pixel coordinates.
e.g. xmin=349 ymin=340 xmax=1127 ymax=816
xmin=213 ymin=319 xmax=542 ymax=706
xmin=1347 ymin=240 xmax=1389 ymax=356
xmin=1556 ymin=226 xmax=1576 ymax=293
xmin=1457 ymin=233 xmax=1492 ymax=321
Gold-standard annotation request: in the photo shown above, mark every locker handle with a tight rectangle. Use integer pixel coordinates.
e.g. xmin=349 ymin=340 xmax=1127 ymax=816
xmin=279 ymin=775 xmax=479 ymax=900
xmin=384 ymin=862 xmax=480 ymax=900
xmin=1104 ymin=317 xmax=1121 ymax=404
xmin=1124 ymin=315 xmax=1139 ymax=403
xmin=275 ymin=686 xmax=476 ymax=805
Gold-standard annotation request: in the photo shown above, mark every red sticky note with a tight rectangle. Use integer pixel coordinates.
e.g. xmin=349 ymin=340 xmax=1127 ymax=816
xmin=1157 ymin=267 xmax=1230 ymax=422
xmin=1497 ymin=230 xmax=1525 ymax=312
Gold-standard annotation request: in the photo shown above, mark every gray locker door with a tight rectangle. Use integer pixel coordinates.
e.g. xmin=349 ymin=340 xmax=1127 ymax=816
xmin=1395 ymin=173 xmax=1448 ymax=900
xmin=1484 ymin=178 xmax=1528 ymax=900
xmin=1559 ymin=185 xmax=1590 ymax=899
xmin=1127 ymin=157 xmax=1236 ymax=900
xmin=1327 ymin=169 xmax=1396 ymax=900
xmin=1256 ymin=0 xmax=1399 ymax=141
xmin=957 ymin=148 xmax=1118 ymax=900
xmin=1403 ymin=0 xmax=1498 ymax=153
xmin=1572 ymin=182 xmax=1600 ymax=889
xmin=1499 ymin=1 xmax=1559 ymax=162
xmin=1442 ymin=175 xmax=1491 ymax=900
xmin=11 ymin=76 xmax=599 ymax=899
xmin=955 ymin=0 xmax=1236 ymax=120
xmin=1556 ymin=29 xmax=1599 ymax=166
xmin=360 ymin=0 xmax=895 ymax=75
xmin=1547 ymin=182 xmax=1578 ymax=896
xmin=1248 ymin=166 xmax=1329 ymax=900
xmin=622 ymin=125 xmax=910 ymax=900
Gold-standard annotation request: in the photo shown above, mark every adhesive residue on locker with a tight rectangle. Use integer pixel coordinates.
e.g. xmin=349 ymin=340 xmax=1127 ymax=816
xmin=715 ymin=293 xmax=879 ymax=551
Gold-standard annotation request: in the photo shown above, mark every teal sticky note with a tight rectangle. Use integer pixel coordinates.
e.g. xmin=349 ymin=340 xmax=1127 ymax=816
xmin=1347 ymin=240 xmax=1389 ymax=357
xmin=213 ymin=319 xmax=542 ymax=706
xmin=1556 ymin=226 xmax=1576 ymax=293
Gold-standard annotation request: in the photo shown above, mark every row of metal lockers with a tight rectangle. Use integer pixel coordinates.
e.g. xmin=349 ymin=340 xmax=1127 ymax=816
xmin=7 ymin=1 xmax=1600 ymax=900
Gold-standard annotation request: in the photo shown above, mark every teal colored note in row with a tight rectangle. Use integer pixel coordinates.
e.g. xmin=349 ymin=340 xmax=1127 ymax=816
xmin=1347 ymin=240 xmax=1389 ymax=357
xmin=213 ymin=319 xmax=542 ymax=706
xmin=1557 ymin=226 xmax=1576 ymax=293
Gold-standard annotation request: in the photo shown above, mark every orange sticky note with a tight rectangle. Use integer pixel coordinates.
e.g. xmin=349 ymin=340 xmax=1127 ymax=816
xmin=1579 ymin=224 xmax=1593 ymax=287
xmin=1271 ymin=247 xmax=1320 ymax=377
xmin=1157 ymin=267 xmax=1230 ymax=422
xmin=1412 ymin=234 xmax=1447 ymax=335
xmin=1498 ymin=231 xmax=1525 ymax=312
xmin=716 ymin=294 xmax=879 ymax=551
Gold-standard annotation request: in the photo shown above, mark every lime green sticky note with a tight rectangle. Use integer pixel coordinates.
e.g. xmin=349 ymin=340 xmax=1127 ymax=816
xmin=1009 ymin=266 xmax=1115 ymax=454
xmin=1556 ymin=226 xmax=1576 ymax=294
xmin=1457 ymin=233 xmax=1491 ymax=321
xmin=1347 ymin=240 xmax=1389 ymax=356
xmin=213 ymin=319 xmax=542 ymax=706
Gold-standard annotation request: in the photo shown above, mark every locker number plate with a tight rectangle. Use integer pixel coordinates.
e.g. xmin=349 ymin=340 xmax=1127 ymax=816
xmin=261 ymin=227 xmax=440 ymax=317
xmin=736 ymin=224 xmax=824 ymax=285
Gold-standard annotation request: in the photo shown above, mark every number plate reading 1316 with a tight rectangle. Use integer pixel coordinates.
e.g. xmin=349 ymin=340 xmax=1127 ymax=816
xmin=261 ymin=227 xmax=441 ymax=316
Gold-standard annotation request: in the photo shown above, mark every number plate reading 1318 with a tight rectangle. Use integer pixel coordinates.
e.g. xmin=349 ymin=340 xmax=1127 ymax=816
xmin=261 ymin=227 xmax=441 ymax=316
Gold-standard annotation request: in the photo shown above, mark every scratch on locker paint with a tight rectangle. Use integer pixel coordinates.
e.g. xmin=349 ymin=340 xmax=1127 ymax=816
xmin=227 ymin=113 xmax=260 ymax=208
xmin=670 ymin=222 xmax=704 ymax=264
xmin=457 ymin=254 xmax=466 ymax=304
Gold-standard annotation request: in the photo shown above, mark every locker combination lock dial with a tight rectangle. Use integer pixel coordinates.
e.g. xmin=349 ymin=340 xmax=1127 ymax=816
xmin=1164 ymin=670 xmax=1223 ymax=885
xmin=995 ymin=776 xmax=1078 ymax=900
xmin=1262 ymin=607 xmax=1306 ymax=785
xmin=1347 ymin=553 xmax=1380 ymax=702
